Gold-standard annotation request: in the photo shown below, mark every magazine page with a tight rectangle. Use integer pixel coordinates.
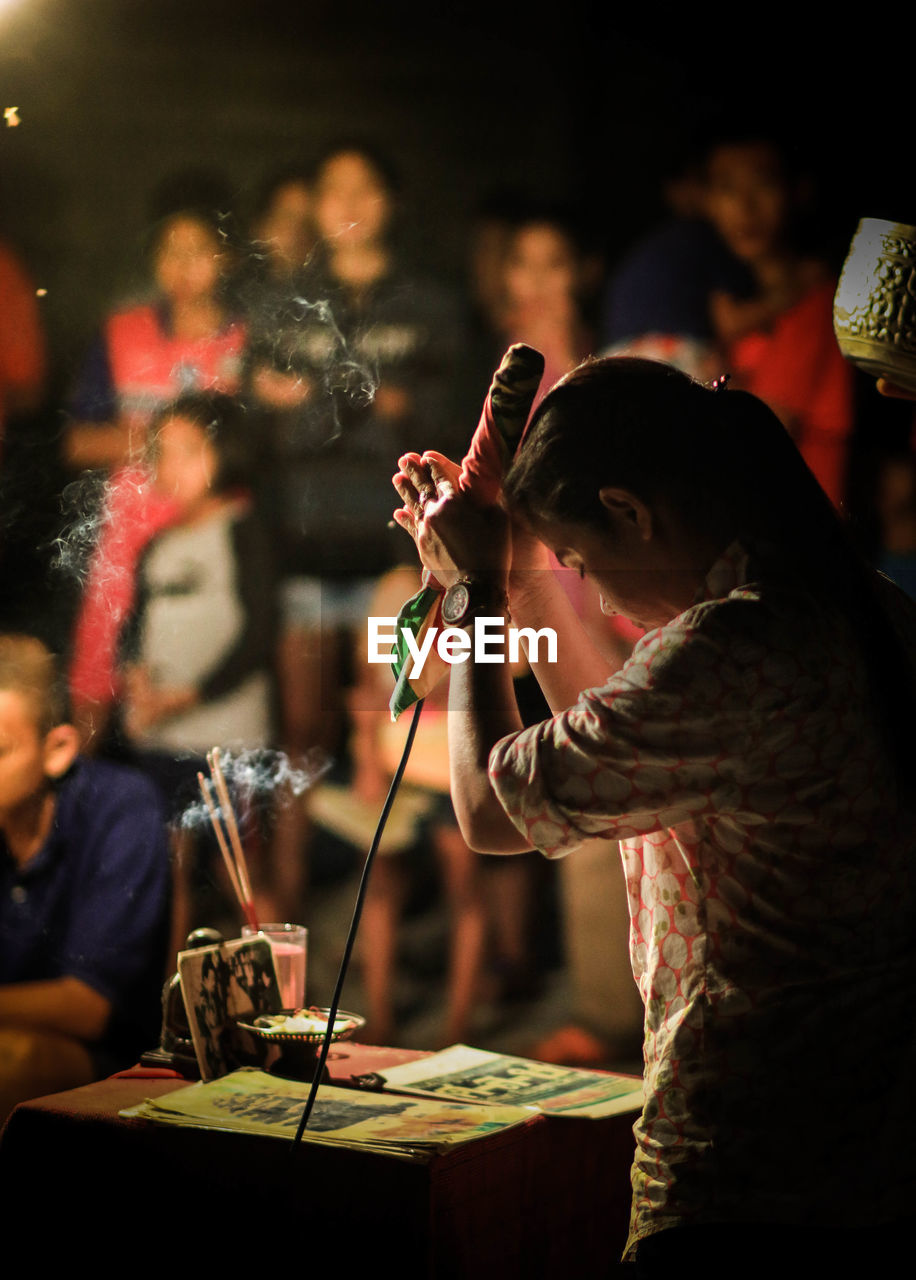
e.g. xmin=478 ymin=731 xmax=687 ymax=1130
xmin=120 ymin=1068 xmax=537 ymax=1160
xmin=374 ymin=1045 xmax=645 ymax=1118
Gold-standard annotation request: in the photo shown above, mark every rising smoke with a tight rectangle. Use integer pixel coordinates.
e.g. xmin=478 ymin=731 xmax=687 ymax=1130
xmin=51 ymin=471 xmax=126 ymax=588
xmin=181 ymin=746 xmax=332 ymax=832
xmin=249 ymin=290 xmax=379 ymax=444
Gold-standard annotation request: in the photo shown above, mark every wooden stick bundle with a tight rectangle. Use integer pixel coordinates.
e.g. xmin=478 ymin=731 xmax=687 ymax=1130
xmin=197 ymin=747 xmax=259 ymax=933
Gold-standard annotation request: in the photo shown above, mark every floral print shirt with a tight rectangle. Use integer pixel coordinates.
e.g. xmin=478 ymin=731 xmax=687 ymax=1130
xmin=489 ymin=544 xmax=916 ymax=1255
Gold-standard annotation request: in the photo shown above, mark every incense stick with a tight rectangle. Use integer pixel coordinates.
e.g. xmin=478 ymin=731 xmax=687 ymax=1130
xmin=197 ymin=773 xmax=245 ymax=908
xmin=200 ymin=750 xmax=259 ymax=932
xmin=207 ymin=748 xmax=257 ymax=915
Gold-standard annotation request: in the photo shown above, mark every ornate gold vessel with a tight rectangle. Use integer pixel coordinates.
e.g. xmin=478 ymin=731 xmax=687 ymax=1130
xmin=834 ymin=217 xmax=916 ymax=393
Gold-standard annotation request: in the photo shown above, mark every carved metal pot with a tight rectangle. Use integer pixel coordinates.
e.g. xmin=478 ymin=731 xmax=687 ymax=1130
xmin=833 ymin=217 xmax=916 ymax=393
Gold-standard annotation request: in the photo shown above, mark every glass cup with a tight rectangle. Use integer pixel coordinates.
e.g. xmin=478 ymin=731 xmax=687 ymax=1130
xmin=242 ymin=923 xmax=307 ymax=1010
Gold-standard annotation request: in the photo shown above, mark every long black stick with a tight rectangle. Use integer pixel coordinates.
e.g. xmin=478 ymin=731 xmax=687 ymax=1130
xmin=290 ymin=696 xmax=426 ymax=1150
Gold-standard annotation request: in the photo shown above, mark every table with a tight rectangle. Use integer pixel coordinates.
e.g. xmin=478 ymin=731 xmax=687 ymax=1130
xmin=0 ymin=1043 xmax=638 ymax=1276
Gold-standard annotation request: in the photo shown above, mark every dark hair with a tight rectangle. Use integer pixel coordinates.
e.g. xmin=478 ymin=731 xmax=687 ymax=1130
xmin=312 ymin=139 xmax=402 ymax=200
xmin=695 ymin=110 xmax=805 ymax=183
xmin=507 ymin=201 xmax=588 ymax=258
xmin=505 ymin=356 xmax=916 ymax=792
xmin=146 ymin=169 xmax=238 ymax=256
xmin=149 ymin=391 xmax=253 ymax=493
xmin=506 ymin=358 xmax=749 ymax=540
xmin=250 ymin=164 xmax=312 ymax=225
xmin=694 ymin=111 xmax=829 ymax=267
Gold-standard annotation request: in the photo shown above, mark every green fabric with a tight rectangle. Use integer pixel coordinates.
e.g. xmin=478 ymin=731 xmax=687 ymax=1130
xmin=389 ymin=583 xmax=441 ymax=720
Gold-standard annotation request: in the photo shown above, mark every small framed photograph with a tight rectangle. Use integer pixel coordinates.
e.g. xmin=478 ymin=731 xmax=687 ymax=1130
xmin=178 ymin=936 xmax=282 ymax=1081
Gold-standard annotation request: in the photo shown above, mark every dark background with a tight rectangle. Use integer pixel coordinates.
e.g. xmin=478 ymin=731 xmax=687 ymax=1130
xmin=0 ymin=0 xmax=912 ymax=394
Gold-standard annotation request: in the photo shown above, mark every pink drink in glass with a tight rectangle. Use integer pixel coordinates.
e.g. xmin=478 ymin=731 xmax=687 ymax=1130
xmin=270 ymin=938 xmax=306 ymax=1010
xmin=243 ymin=923 xmax=307 ymax=1010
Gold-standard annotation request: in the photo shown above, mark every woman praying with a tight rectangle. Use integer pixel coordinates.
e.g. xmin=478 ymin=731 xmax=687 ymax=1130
xmin=392 ymin=356 xmax=916 ymax=1271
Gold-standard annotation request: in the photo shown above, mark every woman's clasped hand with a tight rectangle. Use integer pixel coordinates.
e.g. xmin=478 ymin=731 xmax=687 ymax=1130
xmin=392 ymin=450 xmax=511 ymax=590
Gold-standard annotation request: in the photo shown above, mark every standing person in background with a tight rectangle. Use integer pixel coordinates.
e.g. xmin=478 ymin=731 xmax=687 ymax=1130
xmin=495 ymin=205 xmax=594 ymax=406
xmin=487 ymin=206 xmax=615 ymax=1040
xmin=257 ymin=141 xmax=464 ymax=764
xmin=493 ymin=208 xmax=644 ymax=1062
xmin=601 ymin=148 xmax=753 ymax=382
xmin=234 ymin=164 xmax=317 ymax=417
xmin=466 ymin=190 xmax=530 ymax=350
xmin=456 ymin=189 xmax=531 ymax=432
xmin=231 ymin=165 xmax=321 ymax=920
xmin=63 ymin=172 xmax=246 ymax=746
xmin=491 ymin=209 xmax=611 ymax=635
xmin=702 ymin=122 xmax=853 ymax=509
xmin=249 ymin=166 xmax=315 ymax=278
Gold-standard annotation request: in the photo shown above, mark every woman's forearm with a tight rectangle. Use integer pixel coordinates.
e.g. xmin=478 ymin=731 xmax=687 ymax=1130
xmin=447 ymin=616 xmax=531 ymax=855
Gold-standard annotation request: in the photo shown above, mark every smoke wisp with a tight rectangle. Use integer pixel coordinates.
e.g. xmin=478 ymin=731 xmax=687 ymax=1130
xmin=180 ymin=746 xmax=332 ymax=832
xmin=50 ymin=469 xmax=148 ymax=592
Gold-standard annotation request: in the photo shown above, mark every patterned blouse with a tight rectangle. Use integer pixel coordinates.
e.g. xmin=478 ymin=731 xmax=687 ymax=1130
xmin=489 ymin=543 xmax=916 ymax=1255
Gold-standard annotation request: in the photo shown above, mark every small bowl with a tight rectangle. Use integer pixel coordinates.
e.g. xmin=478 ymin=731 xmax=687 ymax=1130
xmin=834 ymin=217 xmax=916 ymax=393
xmin=234 ymin=1007 xmax=365 ymax=1081
xmin=236 ymin=1007 xmax=365 ymax=1046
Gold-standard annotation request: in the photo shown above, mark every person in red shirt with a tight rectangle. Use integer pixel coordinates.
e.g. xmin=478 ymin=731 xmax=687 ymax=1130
xmin=64 ymin=176 xmax=245 ymax=742
xmin=702 ymin=125 xmax=853 ymax=509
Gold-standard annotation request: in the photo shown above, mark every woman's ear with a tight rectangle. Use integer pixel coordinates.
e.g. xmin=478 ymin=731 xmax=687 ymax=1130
xmin=42 ymin=724 xmax=81 ymax=781
xmin=598 ymin=487 xmax=654 ymax=541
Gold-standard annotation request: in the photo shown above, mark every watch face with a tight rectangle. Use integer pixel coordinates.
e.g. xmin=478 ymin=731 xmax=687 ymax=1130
xmin=442 ymin=581 xmax=471 ymax=626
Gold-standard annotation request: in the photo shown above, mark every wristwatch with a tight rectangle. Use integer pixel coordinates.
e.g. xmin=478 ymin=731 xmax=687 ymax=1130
xmin=440 ymin=578 xmax=509 ymax=627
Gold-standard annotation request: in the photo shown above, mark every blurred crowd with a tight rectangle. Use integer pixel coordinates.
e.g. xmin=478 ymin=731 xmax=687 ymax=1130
xmin=1 ymin=119 xmax=914 ymax=1100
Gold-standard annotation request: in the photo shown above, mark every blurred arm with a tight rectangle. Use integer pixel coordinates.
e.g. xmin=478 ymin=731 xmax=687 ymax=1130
xmin=0 ymin=977 xmax=111 ymax=1042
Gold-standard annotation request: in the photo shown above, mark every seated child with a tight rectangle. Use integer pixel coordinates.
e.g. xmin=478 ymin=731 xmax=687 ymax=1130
xmin=0 ymin=634 xmax=170 ymax=1122
xmin=119 ymin=391 xmax=275 ymax=762
xmin=117 ymin=391 xmax=276 ymax=934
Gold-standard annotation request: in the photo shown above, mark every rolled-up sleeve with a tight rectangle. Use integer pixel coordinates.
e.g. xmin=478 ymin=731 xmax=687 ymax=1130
xmin=488 ymin=608 xmax=770 ymax=857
